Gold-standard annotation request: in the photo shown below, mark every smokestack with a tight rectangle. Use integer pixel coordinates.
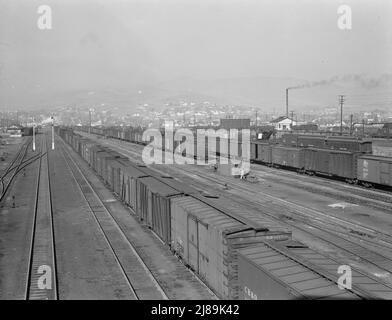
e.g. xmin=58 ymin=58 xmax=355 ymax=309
xmin=286 ymin=88 xmax=289 ymax=118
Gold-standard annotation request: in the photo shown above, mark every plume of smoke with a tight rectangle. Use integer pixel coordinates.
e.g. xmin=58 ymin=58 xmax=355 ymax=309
xmin=288 ymin=73 xmax=392 ymax=90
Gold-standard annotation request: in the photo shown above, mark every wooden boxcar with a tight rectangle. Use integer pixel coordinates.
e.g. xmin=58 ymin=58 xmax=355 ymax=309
xmin=371 ymin=139 xmax=392 ymax=157
xmin=251 ymin=142 xmax=272 ymax=164
xmin=357 ymin=155 xmax=392 ymax=187
xmin=136 ymin=176 xmax=183 ymax=244
xmin=114 ymin=159 xmax=150 ymax=207
xmin=238 ymin=241 xmax=359 ymax=300
xmin=106 ymin=154 xmax=129 ymax=192
xmin=170 ymin=196 xmax=291 ymax=299
xmin=281 ymin=134 xmax=326 ymax=148
xmin=304 ymin=148 xmax=359 ymax=180
xmin=325 ymin=137 xmax=372 ymax=153
xmin=271 ymin=146 xmax=305 ymax=170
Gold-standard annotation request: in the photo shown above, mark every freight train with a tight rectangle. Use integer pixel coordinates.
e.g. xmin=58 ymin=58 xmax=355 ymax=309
xmin=254 ymin=134 xmax=392 ymax=188
xmin=57 ymin=126 xmax=363 ymax=300
xmin=76 ymin=126 xmax=392 ymax=189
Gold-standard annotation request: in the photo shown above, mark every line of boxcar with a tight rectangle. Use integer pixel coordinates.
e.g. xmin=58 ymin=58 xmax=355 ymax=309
xmin=57 ymin=127 xmax=367 ymax=299
xmin=252 ymin=140 xmax=392 ymax=188
xmin=77 ymin=126 xmax=392 ymax=188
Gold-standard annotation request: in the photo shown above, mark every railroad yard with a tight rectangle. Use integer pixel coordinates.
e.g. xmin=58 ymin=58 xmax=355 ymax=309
xmin=0 ymin=130 xmax=216 ymax=300
xmin=71 ymin=127 xmax=392 ymax=300
xmin=1 ymin=126 xmax=392 ymax=300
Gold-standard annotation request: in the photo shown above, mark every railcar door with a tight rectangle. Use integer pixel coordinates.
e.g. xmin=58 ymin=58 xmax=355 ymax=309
xmin=197 ymin=222 xmax=209 ymax=281
xmin=187 ymin=216 xmax=199 ymax=272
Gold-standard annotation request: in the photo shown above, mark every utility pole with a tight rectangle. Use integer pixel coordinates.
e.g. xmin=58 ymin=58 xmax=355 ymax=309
xmin=362 ymin=119 xmax=365 ymax=138
xmin=51 ymin=116 xmax=55 ymax=150
xmin=349 ymin=114 xmax=353 ymax=136
xmin=339 ymin=95 xmax=345 ymax=136
xmin=33 ymin=117 xmax=36 ymax=151
xmin=286 ymin=88 xmax=289 ymax=118
xmin=255 ymin=110 xmax=258 ymax=127
xmin=89 ymin=108 xmax=92 ymax=134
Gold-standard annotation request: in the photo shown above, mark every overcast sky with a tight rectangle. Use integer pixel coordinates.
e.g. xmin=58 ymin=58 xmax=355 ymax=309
xmin=0 ymin=0 xmax=391 ymax=108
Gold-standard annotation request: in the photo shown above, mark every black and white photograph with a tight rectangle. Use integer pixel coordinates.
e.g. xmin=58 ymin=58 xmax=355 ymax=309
xmin=1 ymin=0 xmax=392 ymax=308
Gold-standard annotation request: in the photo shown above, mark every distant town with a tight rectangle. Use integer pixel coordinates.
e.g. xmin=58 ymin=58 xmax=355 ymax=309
xmin=1 ymin=96 xmax=392 ymax=138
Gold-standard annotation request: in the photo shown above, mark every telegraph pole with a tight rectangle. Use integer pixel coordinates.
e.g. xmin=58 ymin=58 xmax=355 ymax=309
xmin=51 ymin=116 xmax=55 ymax=150
xmin=286 ymin=88 xmax=289 ymax=118
xmin=33 ymin=118 xmax=36 ymax=151
xmin=89 ymin=108 xmax=92 ymax=134
xmin=349 ymin=114 xmax=353 ymax=136
xmin=255 ymin=110 xmax=258 ymax=127
xmin=339 ymin=95 xmax=345 ymax=136
xmin=362 ymin=119 xmax=365 ymax=138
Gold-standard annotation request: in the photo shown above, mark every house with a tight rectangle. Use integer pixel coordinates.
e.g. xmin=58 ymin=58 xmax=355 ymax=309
xmin=270 ymin=116 xmax=297 ymax=131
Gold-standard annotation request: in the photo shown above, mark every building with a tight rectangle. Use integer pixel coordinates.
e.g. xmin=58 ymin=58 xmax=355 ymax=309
xmin=7 ymin=125 xmax=22 ymax=137
xmin=220 ymin=118 xmax=250 ymax=130
xmin=270 ymin=116 xmax=297 ymax=131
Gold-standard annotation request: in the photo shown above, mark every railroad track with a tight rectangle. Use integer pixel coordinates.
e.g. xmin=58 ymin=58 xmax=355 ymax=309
xmin=25 ymin=133 xmax=58 ymax=300
xmin=58 ymin=137 xmax=168 ymax=300
xmin=81 ymin=134 xmax=392 ymax=299
xmin=103 ymin=137 xmax=392 ymax=243
xmin=0 ymin=138 xmax=32 ymax=200
xmin=79 ymin=131 xmax=392 ymax=209
xmin=251 ymin=161 xmax=392 ymax=199
xmin=250 ymin=163 xmax=392 ymax=212
xmin=170 ymin=164 xmax=392 ymax=263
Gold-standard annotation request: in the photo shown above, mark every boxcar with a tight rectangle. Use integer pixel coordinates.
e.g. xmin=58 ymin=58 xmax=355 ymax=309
xmin=251 ymin=142 xmax=272 ymax=164
xmin=81 ymin=140 xmax=95 ymax=164
xmin=121 ymin=164 xmax=150 ymax=209
xmin=93 ymin=148 xmax=110 ymax=176
xmin=357 ymin=155 xmax=392 ymax=187
xmin=271 ymin=146 xmax=305 ymax=170
xmin=281 ymin=134 xmax=325 ymax=148
xmin=326 ymin=137 xmax=372 ymax=153
xmin=297 ymin=135 xmax=326 ymax=148
xmin=170 ymin=196 xmax=290 ymax=299
xmin=136 ymin=176 xmax=183 ymax=244
xmin=237 ymin=241 xmax=359 ymax=300
xmin=304 ymin=148 xmax=359 ymax=180
xmin=107 ymin=158 xmax=123 ymax=195
xmin=158 ymin=175 xmax=199 ymax=196
xmin=89 ymin=145 xmax=106 ymax=171
xmin=106 ymin=154 xmax=129 ymax=191
xmin=372 ymin=139 xmax=392 ymax=157
xmin=281 ymin=133 xmax=300 ymax=147
xmin=96 ymin=151 xmax=121 ymax=185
